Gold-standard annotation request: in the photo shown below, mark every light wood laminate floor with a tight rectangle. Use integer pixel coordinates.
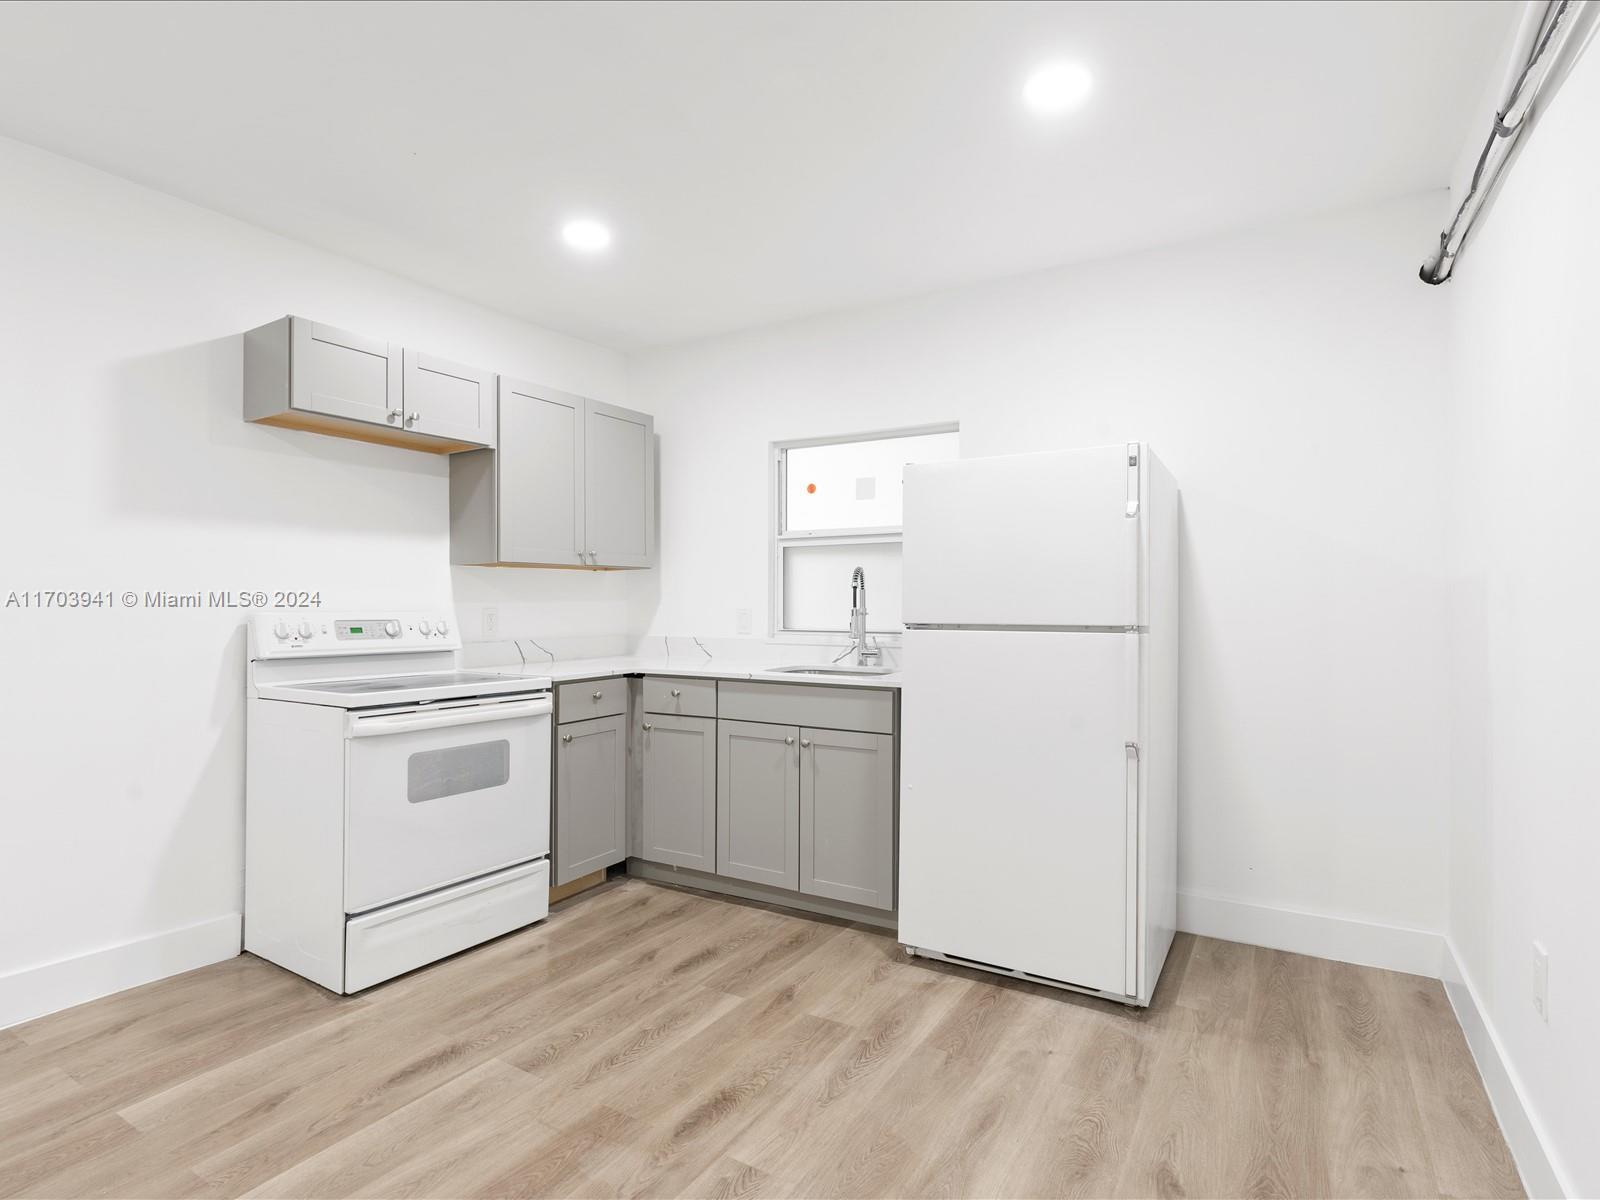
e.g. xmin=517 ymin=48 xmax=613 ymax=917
xmin=0 ymin=878 xmax=1522 ymax=1199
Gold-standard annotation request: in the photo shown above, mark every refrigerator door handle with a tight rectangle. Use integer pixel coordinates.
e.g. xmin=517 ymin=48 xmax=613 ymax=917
xmin=1125 ymin=442 xmax=1141 ymax=517
xmin=1124 ymin=739 xmax=1140 ymax=996
xmin=1123 ymin=631 xmax=1141 ymax=747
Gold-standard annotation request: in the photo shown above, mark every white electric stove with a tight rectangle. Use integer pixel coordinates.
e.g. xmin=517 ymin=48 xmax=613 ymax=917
xmin=245 ymin=609 xmax=554 ymax=993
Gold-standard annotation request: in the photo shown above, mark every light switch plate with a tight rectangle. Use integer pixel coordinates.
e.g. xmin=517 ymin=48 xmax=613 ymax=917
xmin=482 ymin=607 xmax=499 ymax=637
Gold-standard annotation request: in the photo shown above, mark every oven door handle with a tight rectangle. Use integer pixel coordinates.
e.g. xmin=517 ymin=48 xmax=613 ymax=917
xmin=348 ymin=695 xmax=552 ymax=738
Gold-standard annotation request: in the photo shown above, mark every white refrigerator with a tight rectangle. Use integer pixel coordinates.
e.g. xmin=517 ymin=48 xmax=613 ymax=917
xmin=897 ymin=443 xmax=1179 ymax=1005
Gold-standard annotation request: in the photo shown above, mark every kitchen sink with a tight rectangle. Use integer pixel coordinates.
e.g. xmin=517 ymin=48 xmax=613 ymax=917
xmin=765 ymin=664 xmax=895 ymax=677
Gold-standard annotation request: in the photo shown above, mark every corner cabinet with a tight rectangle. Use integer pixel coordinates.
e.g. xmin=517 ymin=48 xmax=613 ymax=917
xmin=641 ymin=714 xmax=717 ymax=871
xmin=449 ymin=379 xmax=655 ymax=570
xmin=243 ymin=316 xmax=495 ymax=453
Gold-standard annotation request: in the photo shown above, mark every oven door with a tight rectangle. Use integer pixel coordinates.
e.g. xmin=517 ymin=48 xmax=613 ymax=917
xmin=344 ymin=694 xmax=552 ymax=913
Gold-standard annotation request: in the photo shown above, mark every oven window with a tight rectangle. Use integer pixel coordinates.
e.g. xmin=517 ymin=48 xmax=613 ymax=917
xmin=407 ymin=739 xmax=511 ymax=804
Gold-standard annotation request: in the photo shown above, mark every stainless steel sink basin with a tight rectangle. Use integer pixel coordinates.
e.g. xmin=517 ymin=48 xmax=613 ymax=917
xmin=765 ymin=664 xmax=895 ymax=677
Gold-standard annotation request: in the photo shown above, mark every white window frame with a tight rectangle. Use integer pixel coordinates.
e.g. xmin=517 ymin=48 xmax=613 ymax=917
xmin=769 ymin=422 xmax=959 ymax=643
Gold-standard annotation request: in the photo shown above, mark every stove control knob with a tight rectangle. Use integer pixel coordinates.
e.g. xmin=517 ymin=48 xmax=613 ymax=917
xmin=273 ymin=620 xmax=289 ymax=640
xmin=419 ymin=619 xmax=433 ymax=635
xmin=384 ymin=620 xmax=402 ymax=638
xmin=298 ymin=620 xmax=314 ymax=640
xmin=437 ymin=619 xmax=449 ymax=636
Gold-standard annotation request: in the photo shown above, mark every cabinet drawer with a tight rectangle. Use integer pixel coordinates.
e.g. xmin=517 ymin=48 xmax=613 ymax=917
xmin=557 ymin=677 xmax=628 ymax=721
xmin=718 ymin=681 xmax=894 ymax=735
xmin=643 ymin=675 xmax=716 ymax=717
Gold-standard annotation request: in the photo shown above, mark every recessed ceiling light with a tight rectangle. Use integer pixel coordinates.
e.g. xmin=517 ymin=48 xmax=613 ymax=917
xmin=560 ymin=218 xmax=612 ymax=253
xmin=1022 ymin=61 xmax=1093 ymax=116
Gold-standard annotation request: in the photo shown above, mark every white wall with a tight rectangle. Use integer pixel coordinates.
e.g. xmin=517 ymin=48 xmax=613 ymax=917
xmin=0 ymin=135 xmax=648 ymax=1020
xmin=631 ymin=193 xmax=1456 ymax=950
xmin=1445 ymin=53 xmax=1600 ymax=1198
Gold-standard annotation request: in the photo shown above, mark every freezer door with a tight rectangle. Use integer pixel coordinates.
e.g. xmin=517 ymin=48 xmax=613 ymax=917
xmin=897 ymin=628 xmax=1137 ymax=996
xmin=903 ymin=444 xmax=1140 ymax=627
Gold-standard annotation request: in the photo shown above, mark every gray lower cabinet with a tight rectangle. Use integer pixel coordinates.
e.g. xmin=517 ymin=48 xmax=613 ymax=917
xmin=799 ymin=728 xmax=895 ymax=910
xmin=641 ymin=714 xmax=716 ymax=870
xmin=555 ymin=714 xmax=627 ymax=884
xmin=716 ymin=720 xmax=800 ymax=890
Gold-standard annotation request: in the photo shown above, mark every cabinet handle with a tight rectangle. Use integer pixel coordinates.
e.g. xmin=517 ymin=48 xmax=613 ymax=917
xmin=592 ymin=690 xmax=603 ymax=700
xmin=561 ymin=733 xmax=573 ymax=744
xmin=670 ymin=688 xmax=681 ymax=697
xmin=784 ymin=736 xmax=795 ymax=745
xmin=405 ymin=411 xmax=420 ymax=426
xmin=800 ymin=739 xmax=812 ymax=748
xmin=385 ymin=409 xmax=401 ymax=424
xmin=642 ymin=722 xmax=653 ymax=731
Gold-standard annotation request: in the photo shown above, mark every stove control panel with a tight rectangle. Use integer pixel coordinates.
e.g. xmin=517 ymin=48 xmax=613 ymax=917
xmin=250 ymin=610 xmax=460 ymax=658
xmin=334 ymin=619 xmax=403 ymax=641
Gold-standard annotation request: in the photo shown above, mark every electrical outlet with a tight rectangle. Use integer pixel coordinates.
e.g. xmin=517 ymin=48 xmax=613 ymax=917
xmin=482 ymin=607 xmax=499 ymax=637
xmin=1532 ymin=942 xmax=1549 ymax=1022
xmin=736 ymin=608 xmax=752 ymax=635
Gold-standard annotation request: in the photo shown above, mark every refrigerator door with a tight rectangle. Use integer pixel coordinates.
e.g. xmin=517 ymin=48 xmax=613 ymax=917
xmin=903 ymin=444 xmax=1140 ymax=628
xmin=898 ymin=627 xmax=1136 ymax=996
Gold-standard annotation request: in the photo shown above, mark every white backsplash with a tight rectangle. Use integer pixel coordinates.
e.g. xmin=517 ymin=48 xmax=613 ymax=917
xmin=458 ymin=631 xmax=902 ymax=671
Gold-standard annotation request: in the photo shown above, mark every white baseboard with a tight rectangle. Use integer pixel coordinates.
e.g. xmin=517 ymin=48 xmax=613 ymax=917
xmin=1177 ymin=888 xmax=1445 ymax=977
xmin=0 ymin=913 xmax=242 ymax=1032
xmin=1441 ymin=939 xmax=1567 ymax=1199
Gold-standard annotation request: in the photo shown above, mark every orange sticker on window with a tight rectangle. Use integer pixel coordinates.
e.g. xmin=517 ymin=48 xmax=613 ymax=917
xmin=806 ymin=483 xmax=816 ymax=494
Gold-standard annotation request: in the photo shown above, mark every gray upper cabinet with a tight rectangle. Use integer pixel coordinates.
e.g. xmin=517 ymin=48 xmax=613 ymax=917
xmin=584 ymin=400 xmax=654 ymax=569
xmin=450 ymin=380 xmax=655 ymax=569
xmin=402 ymin=351 xmax=496 ymax=448
xmin=243 ymin=316 xmax=492 ymax=453
xmin=555 ymin=713 xmax=627 ymax=885
xmin=289 ymin=319 xmax=399 ymax=427
xmin=497 ymin=380 xmax=584 ymax=566
xmin=641 ymin=714 xmax=717 ymax=871
xmin=799 ymin=728 xmax=895 ymax=910
xmin=716 ymin=720 xmax=800 ymax=890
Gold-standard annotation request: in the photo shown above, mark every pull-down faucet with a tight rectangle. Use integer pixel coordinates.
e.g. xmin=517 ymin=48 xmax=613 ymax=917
xmin=834 ymin=566 xmax=880 ymax=666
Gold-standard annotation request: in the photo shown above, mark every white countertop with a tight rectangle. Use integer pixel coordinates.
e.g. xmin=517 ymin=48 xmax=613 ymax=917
xmin=491 ymin=654 xmax=901 ymax=689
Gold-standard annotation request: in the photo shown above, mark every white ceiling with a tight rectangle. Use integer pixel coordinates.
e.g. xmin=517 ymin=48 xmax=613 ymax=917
xmin=0 ymin=1 xmax=1514 ymax=349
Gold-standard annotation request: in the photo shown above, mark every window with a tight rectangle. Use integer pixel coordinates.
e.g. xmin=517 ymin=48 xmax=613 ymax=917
xmin=772 ymin=425 xmax=959 ymax=638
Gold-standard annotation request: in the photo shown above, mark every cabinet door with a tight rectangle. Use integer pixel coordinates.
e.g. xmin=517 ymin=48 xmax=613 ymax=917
xmin=402 ymin=351 xmax=495 ymax=448
xmin=584 ymin=399 xmax=654 ymax=569
xmin=499 ymin=380 xmax=585 ymax=566
xmin=799 ymin=729 xmax=894 ymax=910
xmin=716 ymin=720 xmax=799 ymax=890
xmin=555 ymin=714 xmax=626 ymax=884
xmin=289 ymin=319 xmax=400 ymax=428
xmin=641 ymin=714 xmax=716 ymax=871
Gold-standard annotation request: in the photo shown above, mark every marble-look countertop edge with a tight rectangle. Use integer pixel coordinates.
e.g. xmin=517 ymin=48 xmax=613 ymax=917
xmin=483 ymin=655 xmax=901 ymax=689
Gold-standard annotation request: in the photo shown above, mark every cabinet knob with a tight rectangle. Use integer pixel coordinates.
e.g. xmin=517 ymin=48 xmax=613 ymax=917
xmin=784 ymin=736 xmax=795 ymax=745
xmin=405 ymin=412 xmax=420 ymax=426
xmin=561 ymin=733 xmax=573 ymax=744
xmin=800 ymin=739 xmax=812 ymax=748
xmin=642 ymin=722 xmax=653 ymax=731
xmin=670 ymin=688 xmax=681 ymax=697
xmin=592 ymin=690 xmax=603 ymax=700
xmin=386 ymin=409 xmax=401 ymax=424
